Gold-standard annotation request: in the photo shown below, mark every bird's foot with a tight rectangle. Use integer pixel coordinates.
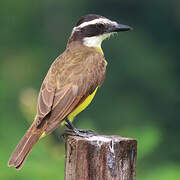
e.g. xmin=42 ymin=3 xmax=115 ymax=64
xmin=64 ymin=118 xmax=95 ymax=137
xmin=64 ymin=128 xmax=96 ymax=137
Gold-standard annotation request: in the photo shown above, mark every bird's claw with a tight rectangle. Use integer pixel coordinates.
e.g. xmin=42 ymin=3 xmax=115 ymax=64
xmin=64 ymin=128 xmax=96 ymax=137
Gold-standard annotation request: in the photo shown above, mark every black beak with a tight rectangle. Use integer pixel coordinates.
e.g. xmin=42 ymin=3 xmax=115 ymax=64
xmin=108 ymin=23 xmax=133 ymax=32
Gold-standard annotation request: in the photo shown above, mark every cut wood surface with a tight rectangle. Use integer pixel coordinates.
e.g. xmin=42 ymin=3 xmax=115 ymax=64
xmin=64 ymin=134 xmax=137 ymax=180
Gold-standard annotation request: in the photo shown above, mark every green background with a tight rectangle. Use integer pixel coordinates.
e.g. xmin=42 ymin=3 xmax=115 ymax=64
xmin=1 ymin=0 xmax=180 ymax=179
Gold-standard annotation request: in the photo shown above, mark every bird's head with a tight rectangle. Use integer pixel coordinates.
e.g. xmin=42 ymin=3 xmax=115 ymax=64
xmin=68 ymin=14 xmax=133 ymax=48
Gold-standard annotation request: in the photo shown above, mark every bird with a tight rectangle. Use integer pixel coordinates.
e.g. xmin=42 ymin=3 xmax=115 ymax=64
xmin=8 ymin=14 xmax=132 ymax=170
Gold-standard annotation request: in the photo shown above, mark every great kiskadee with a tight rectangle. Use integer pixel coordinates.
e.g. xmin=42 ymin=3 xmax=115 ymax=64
xmin=8 ymin=14 xmax=132 ymax=170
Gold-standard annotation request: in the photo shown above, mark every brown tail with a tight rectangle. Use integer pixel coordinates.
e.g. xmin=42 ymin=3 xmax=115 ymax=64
xmin=8 ymin=121 xmax=47 ymax=170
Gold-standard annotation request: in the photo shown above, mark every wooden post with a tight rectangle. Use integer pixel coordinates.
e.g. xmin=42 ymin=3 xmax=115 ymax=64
xmin=64 ymin=135 xmax=137 ymax=180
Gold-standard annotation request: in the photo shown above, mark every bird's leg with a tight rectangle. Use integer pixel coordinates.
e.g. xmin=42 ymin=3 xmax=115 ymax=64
xmin=64 ymin=118 xmax=76 ymax=130
xmin=64 ymin=118 xmax=95 ymax=137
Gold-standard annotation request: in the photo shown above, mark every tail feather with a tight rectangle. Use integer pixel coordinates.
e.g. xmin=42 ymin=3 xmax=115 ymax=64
xmin=8 ymin=122 xmax=47 ymax=170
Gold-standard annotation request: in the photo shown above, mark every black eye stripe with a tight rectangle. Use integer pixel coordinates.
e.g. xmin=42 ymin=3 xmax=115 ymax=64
xmin=69 ymin=23 xmax=110 ymax=43
xmin=95 ymin=24 xmax=105 ymax=29
xmin=80 ymin=24 xmax=106 ymax=37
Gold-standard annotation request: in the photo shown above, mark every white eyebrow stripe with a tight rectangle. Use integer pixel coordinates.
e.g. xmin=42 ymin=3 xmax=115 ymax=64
xmin=72 ymin=18 xmax=117 ymax=33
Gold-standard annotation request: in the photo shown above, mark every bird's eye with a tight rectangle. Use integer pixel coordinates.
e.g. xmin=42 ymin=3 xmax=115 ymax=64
xmin=96 ymin=24 xmax=105 ymax=29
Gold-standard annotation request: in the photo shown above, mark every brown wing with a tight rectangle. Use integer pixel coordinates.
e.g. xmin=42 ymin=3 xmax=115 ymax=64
xmin=35 ymin=44 xmax=106 ymax=133
xmin=44 ymin=78 xmax=90 ymax=134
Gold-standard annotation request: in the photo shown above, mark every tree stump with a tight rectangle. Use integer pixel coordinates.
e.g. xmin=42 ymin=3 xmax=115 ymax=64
xmin=64 ymin=135 xmax=137 ymax=180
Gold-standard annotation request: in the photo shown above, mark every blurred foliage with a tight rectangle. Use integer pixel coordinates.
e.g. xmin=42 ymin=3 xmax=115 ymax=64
xmin=0 ymin=0 xmax=180 ymax=179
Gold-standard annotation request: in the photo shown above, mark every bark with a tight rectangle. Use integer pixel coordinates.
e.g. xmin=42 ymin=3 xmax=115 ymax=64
xmin=64 ymin=135 xmax=137 ymax=180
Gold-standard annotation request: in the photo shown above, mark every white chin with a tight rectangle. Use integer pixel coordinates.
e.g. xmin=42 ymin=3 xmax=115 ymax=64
xmin=83 ymin=33 xmax=111 ymax=47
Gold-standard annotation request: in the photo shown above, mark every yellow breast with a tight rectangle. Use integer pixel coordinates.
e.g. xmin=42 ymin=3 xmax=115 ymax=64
xmin=95 ymin=46 xmax=104 ymax=55
xmin=67 ymin=87 xmax=98 ymax=122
